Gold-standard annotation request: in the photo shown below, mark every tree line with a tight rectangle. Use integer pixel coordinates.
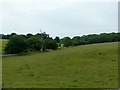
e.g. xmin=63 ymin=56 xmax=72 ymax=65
xmin=60 ymin=32 xmax=120 ymax=47
xmin=1 ymin=32 xmax=120 ymax=54
xmin=3 ymin=32 xmax=58 ymax=54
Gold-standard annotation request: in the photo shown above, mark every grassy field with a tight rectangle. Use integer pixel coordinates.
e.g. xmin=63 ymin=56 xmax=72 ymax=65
xmin=0 ymin=39 xmax=8 ymax=53
xmin=2 ymin=42 xmax=118 ymax=88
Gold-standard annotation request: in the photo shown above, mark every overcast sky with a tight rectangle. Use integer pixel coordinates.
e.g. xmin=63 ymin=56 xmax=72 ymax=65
xmin=0 ymin=0 xmax=118 ymax=38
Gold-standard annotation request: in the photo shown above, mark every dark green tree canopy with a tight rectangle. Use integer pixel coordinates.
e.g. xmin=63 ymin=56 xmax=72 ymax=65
xmin=4 ymin=32 xmax=58 ymax=54
xmin=54 ymin=36 xmax=60 ymax=43
xmin=26 ymin=36 xmax=42 ymax=51
xmin=44 ymin=39 xmax=58 ymax=50
xmin=4 ymin=35 xmax=27 ymax=54
xmin=72 ymin=36 xmax=80 ymax=46
xmin=3 ymin=32 xmax=120 ymax=54
xmin=60 ymin=37 xmax=73 ymax=47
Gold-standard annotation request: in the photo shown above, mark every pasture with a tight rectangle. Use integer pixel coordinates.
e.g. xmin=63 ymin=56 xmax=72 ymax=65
xmin=2 ymin=42 xmax=118 ymax=88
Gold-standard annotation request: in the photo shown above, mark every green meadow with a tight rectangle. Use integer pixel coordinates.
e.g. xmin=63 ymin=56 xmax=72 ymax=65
xmin=2 ymin=42 xmax=118 ymax=88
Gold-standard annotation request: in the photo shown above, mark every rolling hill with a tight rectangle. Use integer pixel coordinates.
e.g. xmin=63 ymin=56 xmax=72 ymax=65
xmin=2 ymin=42 xmax=118 ymax=88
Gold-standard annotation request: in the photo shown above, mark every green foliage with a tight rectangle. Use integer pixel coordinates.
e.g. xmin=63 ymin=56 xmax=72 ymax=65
xmin=2 ymin=32 xmax=120 ymax=54
xmin=4 ymin=35 xmax=27 ymax=54
xmin=10 ymin=33 xmax=17 ymax=37
xmin=44 ymin=39 xmax=58 ymax=50
xmin=71 ymin=33 xmax=120 ymax=46
xmin=36 ymin=32 xmax=49 ymax=40
xmin=54 ymin=36 xmax=60 ymax=43
xmin=72 ymin=36 xmax=80 ymax=46
xmin=26 ymin=33 xmax=33 ymax=39
xmin=3 ymin=33 xmax=58 ymax=54
xmin=61 ymin=37 xmax=73 ymax=47
xmin=26 ymin=36 xmax=42 ymax=51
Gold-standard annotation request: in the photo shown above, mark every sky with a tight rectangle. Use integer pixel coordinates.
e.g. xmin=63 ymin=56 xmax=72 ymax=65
xmin=0 ymin=0 xmax=119 ymax=38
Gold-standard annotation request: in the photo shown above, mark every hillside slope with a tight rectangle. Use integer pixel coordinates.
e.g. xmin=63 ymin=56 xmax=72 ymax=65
xmin=2 ymin=42 xmax=118 ymax=88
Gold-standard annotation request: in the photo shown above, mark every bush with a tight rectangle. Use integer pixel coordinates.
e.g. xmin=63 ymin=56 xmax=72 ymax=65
xmin=26 ymin=36 xmax=42 ymax=51
xmin=72 ymin=36 xmax=80 ymax=46
xmin=4 ymin=35 xmax=27 ymax=54
xmin=60 ymin=37 xmax=73 ymax=47
xmin=44 ymin=39 xmax=58 ymax=50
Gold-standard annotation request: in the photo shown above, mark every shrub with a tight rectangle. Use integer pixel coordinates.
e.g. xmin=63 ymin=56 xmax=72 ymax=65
xmin=26 ymin=36 xmax=42 ymax=51
xmin=44 ymin=39 xmax=58 ymax=50
xmin=60 ymin=37 xmax=73 ymax=47
xmin=4 ymin=35 xmax=27 ymax=54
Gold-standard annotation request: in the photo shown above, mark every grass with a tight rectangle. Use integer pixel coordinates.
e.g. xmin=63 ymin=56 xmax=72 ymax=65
xmin=2 ymin=42 xmax=118 ymax=88
xmin=0 ymin=39 xmax=8 ymax=53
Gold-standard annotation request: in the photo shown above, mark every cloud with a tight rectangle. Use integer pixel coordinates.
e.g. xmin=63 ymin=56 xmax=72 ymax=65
xmin=1 ymin=0 xmax=119 ymax=3
xmin=1 ymin=1 xmax=118 ymax=38
xmin=40 ymin=2 xmax=118 ymax=36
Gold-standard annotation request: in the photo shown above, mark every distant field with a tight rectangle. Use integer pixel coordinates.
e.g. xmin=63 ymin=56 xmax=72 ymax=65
xmin=2 ymin=42 xmax=118 ymax=88
xmin=0 ymin=39 xmax=8 ymax=53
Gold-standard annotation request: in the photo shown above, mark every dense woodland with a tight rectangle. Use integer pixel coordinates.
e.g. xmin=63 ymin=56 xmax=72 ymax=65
xmin=1 ymin=32 xmax=120 ymax=54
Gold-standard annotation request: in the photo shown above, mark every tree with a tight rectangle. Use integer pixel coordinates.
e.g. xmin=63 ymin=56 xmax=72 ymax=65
xmin=72 ymin=36 xmax=80 ymax=46
xmin=60 ymin=37 xmax=73 ymax=47
xmin=54 ymin=36 xmax=60 ymax=43
xmin=37 ymin=31 xmax=49 ymax=52
xmin=10 ymin=33 xmax=17 ymax=37
xmin=1 ymin=34 xmax=10 ymax=39
xmin=26 ymin=33 xmax=33 ymax=39
xmin=26 ymin=36 xmax=42 ymax=51
xmin=44 ymin=39 xmax=58 ymax=50
xmin=4 ymin=35 xmax=27 ymax=54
